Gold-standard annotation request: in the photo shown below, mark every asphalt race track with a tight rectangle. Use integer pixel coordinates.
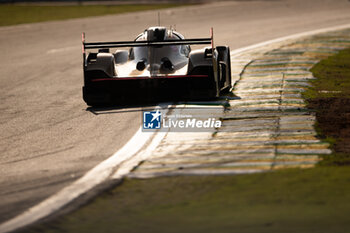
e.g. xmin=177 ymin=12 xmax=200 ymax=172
xmin=1 ymin=0 xmax=350 ymax=224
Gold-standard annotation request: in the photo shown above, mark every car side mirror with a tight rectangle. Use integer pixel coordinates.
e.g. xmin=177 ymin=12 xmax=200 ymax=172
xmin=114 ymin=50 xmax=129 ymax=64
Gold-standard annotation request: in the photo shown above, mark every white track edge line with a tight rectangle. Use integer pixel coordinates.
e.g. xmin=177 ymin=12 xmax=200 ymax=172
xmin=0 ymin=125 xmax=161 ymax=233
xmin=2 ymin=22 xmax=350 ymax=233
xmin=230 ymin=23 xmax=350 ymax=57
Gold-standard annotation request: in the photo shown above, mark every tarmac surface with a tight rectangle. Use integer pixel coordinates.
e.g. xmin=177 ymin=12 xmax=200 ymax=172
xmin=1 ymin=0 xmax=350 ymax=224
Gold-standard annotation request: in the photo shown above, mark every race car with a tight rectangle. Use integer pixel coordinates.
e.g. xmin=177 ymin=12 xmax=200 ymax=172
xmin=82 ymin=26 xmax=231 ymax=106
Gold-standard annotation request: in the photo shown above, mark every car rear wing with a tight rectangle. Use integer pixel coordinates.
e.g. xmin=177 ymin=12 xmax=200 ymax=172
xmin=82 ymin=28 xmax=214 ymax=66
xmin=82 ymin=27 xmax=214 ymax=50
xmin=84 ymin=38 xmax=212 ymax=49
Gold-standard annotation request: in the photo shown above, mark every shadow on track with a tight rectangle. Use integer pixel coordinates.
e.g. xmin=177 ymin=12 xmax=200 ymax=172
xmin=85 ymin=102 xmax=173 ymax=115
xmin=85 ymin=92 xmax=240 ymax=116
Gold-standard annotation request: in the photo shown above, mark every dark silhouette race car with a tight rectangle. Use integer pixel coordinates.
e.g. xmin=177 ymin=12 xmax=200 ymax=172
xmin=82 ymin=26 xmax=231 ymax=106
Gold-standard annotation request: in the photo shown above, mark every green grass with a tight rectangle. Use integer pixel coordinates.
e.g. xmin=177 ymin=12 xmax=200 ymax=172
xmin=0 ymin=4 xmax=181 ymax=26
xmin=304 ymin=47 xmax=350 ymax=99
xmin=304 ymin=47 xmax=350 ymax=166
xmin=27 ymin=167 xmax=350 ymax=233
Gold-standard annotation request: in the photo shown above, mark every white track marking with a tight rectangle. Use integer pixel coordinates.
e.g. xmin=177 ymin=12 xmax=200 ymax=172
xmin=0 ymin=124 xmax=165 ymax=233
xmin=47 ymin=46 xmax=76 ymax=54
xmin=1 ymin=23 xmax=350 ymax=233
xmin=111 ymin=130 xmax=168 ymax=180
xmin=230 ymin=23 xmax=350 ymax=57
